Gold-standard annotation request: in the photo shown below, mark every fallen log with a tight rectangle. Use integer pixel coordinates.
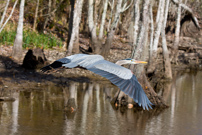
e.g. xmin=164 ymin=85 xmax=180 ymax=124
xmin=178 ymin=45 xmax=202 ymax=52
xmin=0 ymin=97 xmax=15 ymax=102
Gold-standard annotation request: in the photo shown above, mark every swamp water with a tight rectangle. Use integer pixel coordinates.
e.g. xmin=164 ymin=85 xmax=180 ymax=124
xmin=0 ymin=71 xmax=202 ymax=135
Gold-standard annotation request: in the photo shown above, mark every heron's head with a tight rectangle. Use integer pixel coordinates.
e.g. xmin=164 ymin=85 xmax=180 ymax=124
xmin=116 ymin=58 xmax=147 ymax=66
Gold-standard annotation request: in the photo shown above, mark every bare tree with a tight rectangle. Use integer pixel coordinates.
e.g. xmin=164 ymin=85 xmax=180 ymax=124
xmin=149 ymin=3 xmax=154 ymax=59
xmin=107 ymin=0 xmax=115 ymax=31
xmin=101 ymin=0 xmax=133 ymax=57
xmin=88 ymin=0 xmax=103 ymax=54
xmin=156 ymin=0 xmax=163 ymax=23
xmin=87 ymin=0 xmax=133 ymax=56
xmin=132 ymin=0 xmax=149 ymax=69
xmin=43 ymin=0 xmax=52 ymax=30
xmin=0 ymin=0 xmax=18 ymax=33
xmin=161 ymin=0 xmax=172 ymax=79
xmin=12 ymin=0 xmax=25 ymax=60
xmin=101 ymin=0 xmax=123 ymax=56
xmin=171 ymin=0 xmax=201 ymax=63
xmin=67 ymin=0 xmax=84 ymax=55
xmin=33 ymin=0 xmax=39 ymax=31
xmin=172 ymin=0 xmax=181 ymax=64
xmin=0 ymin=0 xmax=10 ymax=28
xmin=147 ymin=0 xmax=165 ymax=74
xmin=171 ymin=0 xmax=200 ymax=29
xmin=98 ymin=0 xmax=109 ymax=39
xmin=132 ymin=0 xmax=140 ymax=50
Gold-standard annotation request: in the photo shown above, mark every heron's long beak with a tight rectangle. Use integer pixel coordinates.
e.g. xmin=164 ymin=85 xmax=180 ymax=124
xmin=134 ymin=60 xmax=147 ymax=64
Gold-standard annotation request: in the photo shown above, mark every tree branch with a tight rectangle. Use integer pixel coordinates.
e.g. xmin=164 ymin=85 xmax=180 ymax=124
xmin=0 ymin=0 xmax=10 ymax=28
xmin=121 ymin=0 xmax=133 ymax=12
xmin=0 ymin=0 xmax=18 ymax=33
xmin=171 ymin=0 xmax=200 ymax=29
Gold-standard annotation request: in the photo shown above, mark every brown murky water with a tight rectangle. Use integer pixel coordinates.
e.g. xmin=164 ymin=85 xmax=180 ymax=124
xmin=0 ymin=71 xmax=202 ymax=135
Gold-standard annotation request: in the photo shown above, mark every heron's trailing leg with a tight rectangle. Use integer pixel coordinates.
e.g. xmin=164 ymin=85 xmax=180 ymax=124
xmin=114 ymin=90 xmax=121 ymax=106
xmin=64 ymin=98 xmax=77 ymax=113
xmin=112 ymin=90 xmax=134 ymax=108
xmin=111 ymin=90 xmax=127 ymax=106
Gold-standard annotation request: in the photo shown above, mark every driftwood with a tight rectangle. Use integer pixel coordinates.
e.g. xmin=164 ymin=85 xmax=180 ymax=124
xmin=0 ymin=97 xmax=15 ymax=101
xmin=178 ymin=45 xmax=202 ymax=52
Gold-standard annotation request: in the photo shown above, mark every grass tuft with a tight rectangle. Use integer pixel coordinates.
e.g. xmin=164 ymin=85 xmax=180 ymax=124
xmin=0 ymin=26 xmax=63 ymax=49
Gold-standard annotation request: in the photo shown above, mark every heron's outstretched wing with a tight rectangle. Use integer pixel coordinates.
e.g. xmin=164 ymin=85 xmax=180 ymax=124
xmin=41 ymin=54 xmax=105 ymax=72
xmin=40 ymin=54 xmax=89 ymax=72
xmin=87 ymin=60 xmax=152 ymax=110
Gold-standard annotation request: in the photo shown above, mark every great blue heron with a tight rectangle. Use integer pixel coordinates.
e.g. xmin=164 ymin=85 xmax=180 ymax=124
xmin=41 ymin=54 xmax=153 ymax=110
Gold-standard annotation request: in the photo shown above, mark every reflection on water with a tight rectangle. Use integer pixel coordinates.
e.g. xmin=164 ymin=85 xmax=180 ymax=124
xmin=0 ymin=71 xmax=202 ymax=135
xmin=145 ymin=71 xmax=202 ymax=135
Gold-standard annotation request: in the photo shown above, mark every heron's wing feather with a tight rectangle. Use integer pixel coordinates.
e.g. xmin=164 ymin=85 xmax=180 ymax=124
xmin=40 ymin=54 xmax=89 ymax=72
xmin=40 ymin=57 xmax=72 ymax=72
xmin=88 ymin=66 xmax=153 ymax=110
xmin=89 ymin=60 xmax=133 ymax=80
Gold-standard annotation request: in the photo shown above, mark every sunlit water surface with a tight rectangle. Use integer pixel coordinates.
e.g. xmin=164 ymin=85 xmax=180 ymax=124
xmin=0 ymin=71 xmax=202 ymax=135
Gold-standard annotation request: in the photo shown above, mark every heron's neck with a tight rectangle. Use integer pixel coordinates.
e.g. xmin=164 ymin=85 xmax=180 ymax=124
xmin=115 ymin=60 xmax=127 ymax=66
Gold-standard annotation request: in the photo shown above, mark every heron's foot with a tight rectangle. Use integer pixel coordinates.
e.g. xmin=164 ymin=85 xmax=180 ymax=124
xmin=127 ymin=103 xmax=133 ymax=109
xmin=70 ymin=107 xmax=76 ymax=113
xmin=65 ymin=98 xmax=77 ymax=112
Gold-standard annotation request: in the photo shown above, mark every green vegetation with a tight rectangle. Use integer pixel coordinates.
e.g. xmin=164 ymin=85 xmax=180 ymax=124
xmin=0 ymin=28 xmax=63 ymax=49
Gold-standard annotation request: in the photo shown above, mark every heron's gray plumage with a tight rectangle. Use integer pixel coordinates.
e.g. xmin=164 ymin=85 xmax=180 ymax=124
xmin=41 ymin=54 xmax=153 ymax=110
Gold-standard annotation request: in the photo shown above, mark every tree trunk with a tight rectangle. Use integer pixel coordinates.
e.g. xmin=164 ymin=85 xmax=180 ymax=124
xmin=43 ymin=0 xmax=52 ymax=30
xmin=161 ymin=28 xmax=172 ymax=79
xmin=152 ymin=0 xmax=165 ymax=57
xmin=67 ymin=0 xmax=84 ymax=55
xmin=149 ymin=3 xmax=154 ymax=59
xmin=101 ymin=29 xmax=114 ymax=57
xmin=173 ymin=0 xmax=182 ymax=63
xmin=147 ymin=0 xmax=165 ymax=74
xmin=132 ymin=0 xmax=149 ymax=71
xmin=88 ymin=0 xmax=102 ymax=54
xmin=161 ymin=0 xmax=172 ymax=79
xmin=52 ymin=0 xmax=56 ymax=19
xmin=33 ymin=0 xmax=39 ymax=31
xmin=156 ymin=0 xmax=162 ymax=23
xmin=107 ymin=0 xmax=114 ymax=32
xmin=12 ymin=0 xmax=25 ymax=60
xmin=101 ymin=0 xmax=122 ymax=57
xmin=0 ymin=0 xmax=10 ymax=28
xmin=132 ymin=0 xmax=140 ymax=55
xmin=0 ymin=0 xmax=18 ymax=33
xmin=98 ymin=0 xmax=108 ymax=40
xmin=67 ymin=0 xmax=75 ymax=51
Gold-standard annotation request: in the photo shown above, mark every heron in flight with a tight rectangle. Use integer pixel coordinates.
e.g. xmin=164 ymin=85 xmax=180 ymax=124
xmin=41 ymin=54 xmax=153 ymax=110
